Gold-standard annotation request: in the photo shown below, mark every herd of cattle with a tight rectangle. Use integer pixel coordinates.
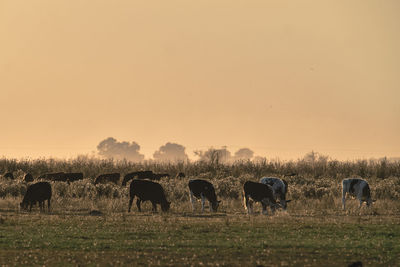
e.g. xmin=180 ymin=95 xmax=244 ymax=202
xmin=2 ymin=171 xmax=374 ymax=215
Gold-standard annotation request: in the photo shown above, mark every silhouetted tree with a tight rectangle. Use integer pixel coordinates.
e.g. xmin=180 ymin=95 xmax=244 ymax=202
xmin=153 ymin=142 xmax=189 ymax=162
xmin=234 ymin=148 xmax=254 ymax=161
xmin=97 ymin=137 xmax=145 ymax=162
xmin=194 ymin=146 xmax=232 ymax=164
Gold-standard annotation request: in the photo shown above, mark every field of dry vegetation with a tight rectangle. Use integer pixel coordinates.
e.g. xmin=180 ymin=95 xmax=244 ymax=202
xmin=0 ymin=156 xmax=399 ymax=266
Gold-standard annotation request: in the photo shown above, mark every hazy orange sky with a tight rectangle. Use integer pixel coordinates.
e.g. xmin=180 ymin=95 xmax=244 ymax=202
xmin=1 ymin=0 xmax=399 ymax=161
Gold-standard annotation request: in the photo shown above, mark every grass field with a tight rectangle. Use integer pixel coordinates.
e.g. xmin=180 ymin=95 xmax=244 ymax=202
xmin=0 ymin=157 xmax=400 ymax=266
xmin=1 ymin=198 xmax=400 ymax=266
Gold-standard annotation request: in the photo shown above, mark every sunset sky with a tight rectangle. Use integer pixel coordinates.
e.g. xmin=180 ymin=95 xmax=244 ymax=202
xmin=1 ymin=0 xmax=399 ymax=161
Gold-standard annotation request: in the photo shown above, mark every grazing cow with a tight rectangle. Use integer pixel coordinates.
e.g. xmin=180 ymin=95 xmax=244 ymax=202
xmin=151 ymin=173 xmax=170 ymax=181
xmin=64 ymin=172 xmax=84 ymax=183
xmin=20 ymin=181 xmax=52 ymax=212
xmin=188 ymin=179 xmax=221 ymax=212
xmin=38 ymin=172 xmax=65 ymax=182
xmin=342 ymin=178 xmax=374 ymax=210
xmin=243 ymin=181 xmax=280 ymax=215
xmin=24 ymin=173 xmax=34 ymax=183
xmin=128 ymin=179 xmax=171 ymax=212
xmin=122 ymin=171 xmax=154 ymax=186
xmin=95 ymin=173 xmax=120 ymax=185
xmin=176 ymin=172 xmax=186 ymax=178
xmin=39 ymin=172 xmax=83 ymax=183
xmin=259 ymin=177 xmax=291 ymax=210
xmin=4 ymin=172 xmax=14 ymax=179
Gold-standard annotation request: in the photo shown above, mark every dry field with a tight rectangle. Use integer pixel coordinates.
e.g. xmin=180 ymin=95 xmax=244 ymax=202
xmin=0 ymin=157 xmax=399 ymax=266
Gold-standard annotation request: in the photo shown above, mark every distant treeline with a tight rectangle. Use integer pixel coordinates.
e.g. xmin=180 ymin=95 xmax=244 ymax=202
xmin=1 ymin=155 xmax=399 ymax=180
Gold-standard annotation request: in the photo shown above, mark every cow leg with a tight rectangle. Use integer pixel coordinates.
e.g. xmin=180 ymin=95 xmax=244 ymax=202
xmin=262 ymin=203 xmax=268 ymax=215
xmin=189 ymin=190 xmax=196 ymax=211
xmin=359 ymin=199 xmax=363 ymax=209
xmin=47 ymin=199 xmax=51 ymax=212
xmin=128 ymin=197 xmax=134 ymax=212
xmin=200 ymin=194 xmax=206 ymax=213
xmin=29 ymin=202 xmax=33 ymax=212
xmin=244 ymin=196 xmax=253 ymax=214
xmin=152 ymin=202 xmax=157 ymax=212
xmin=209 ymin=200 xmax=213 ymax=212
xmin=342 ymin=192 xmax=346 ymax=211
xmin=136 ymin=199 xmax=142 ymax=212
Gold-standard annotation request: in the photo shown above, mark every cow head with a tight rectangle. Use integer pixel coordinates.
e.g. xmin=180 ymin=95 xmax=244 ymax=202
xmin=279 ymin=199 xmax=291 ymax=210
xmin=211 ymin=200 xmax=221 ymax=212
xmin=161 ymin=201 xmax=171 ymax=212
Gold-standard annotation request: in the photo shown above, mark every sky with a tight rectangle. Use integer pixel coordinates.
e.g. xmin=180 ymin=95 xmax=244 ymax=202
xmin=1 ymin=0 xmax=399 ymax=161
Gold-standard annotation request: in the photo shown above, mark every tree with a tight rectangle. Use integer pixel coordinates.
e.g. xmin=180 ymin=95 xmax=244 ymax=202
xmin=97 ymin=137 xmax=145 ymax=162
xmin=153 ymin=142 xmax=189 ymax=162
xmin=234 ymin=148 xmax=254 ymax=161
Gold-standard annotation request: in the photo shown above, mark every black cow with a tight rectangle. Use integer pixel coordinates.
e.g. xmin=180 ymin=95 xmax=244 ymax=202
xmin=188 ymin=179 xmax=220 ymax=212
xmin=39 ymin=172 xmax=83 ymax=183
xmin=95 ymin=173 xmax=120 ymax=185
xmin=243 ymin=181 xmax=280 ymax=215
xmin=39 ymin=172 xmax=65 ymax=181
xmin=122 ymin=171 xmax=154 ymax=186
xmin=4 ymin=172 xmax=14 ymax=179
xmin=151 ymin=173 xmax=170 ymax=181
xmin=64 ymin=172 xmax=84 ymax=183
xmin=20 ymin=181 xmax=52 ymax=212
xmin=128 ymin=179 xmax=171 ymax=212
xmin=24 ymin=173 xmax=34 ymax=183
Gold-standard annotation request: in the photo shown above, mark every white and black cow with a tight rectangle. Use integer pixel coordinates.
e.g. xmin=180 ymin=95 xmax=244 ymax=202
xmin=342 ymin=178 xmax=374 ymax=210
xmin=243 ymin=181 xmax=280 ymax=215
xmin=188 ymin=179 xmax=220 ymax=212
xmin=260 ymin=177 xmax=290 ymax=210
xmin=128 ymin=179 xmax=171 ymax=212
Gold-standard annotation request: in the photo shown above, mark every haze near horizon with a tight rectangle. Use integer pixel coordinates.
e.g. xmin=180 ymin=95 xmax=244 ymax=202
xmin=1 ymin=0 xmax=399 ymax=161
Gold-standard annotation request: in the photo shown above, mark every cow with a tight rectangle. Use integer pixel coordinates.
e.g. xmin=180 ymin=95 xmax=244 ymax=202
xmin=342 ymin=178 xmax=374 ymax=210
xmin=20 ymin=181 xmax=52 ymax=212
xmin=24 ymin=173 xmax=34 ymax=183
xmin=63 ymin=172 xmax=84 ymax=183
xmin=188 ymin=179 xmax=221 ymax=212
xmin=4 ymin=172 xmax=14 ymax=179
xmin=259 ymin=177 xmax=291 ymax=210
xmin=38 ymin=172 xmax=65 ymax=182
xmin=243 ymin=181 xmax=280 ymax=215
xmin=128 ymin=179 xmax=171 ymax=212
xmin=39 ymin=172 xmax=83 ymax=183
xmin=95 ymin=173 xmax=120 ymax=185
xmin=122 ymin=171 xmax=154 ymax=186
xmin=151 ymin=173 xmax=170 ymax=181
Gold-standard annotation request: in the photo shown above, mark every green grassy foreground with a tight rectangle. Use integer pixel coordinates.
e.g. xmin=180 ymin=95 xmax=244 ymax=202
xmin=0 ymin=210 xmax=399 ymax=266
